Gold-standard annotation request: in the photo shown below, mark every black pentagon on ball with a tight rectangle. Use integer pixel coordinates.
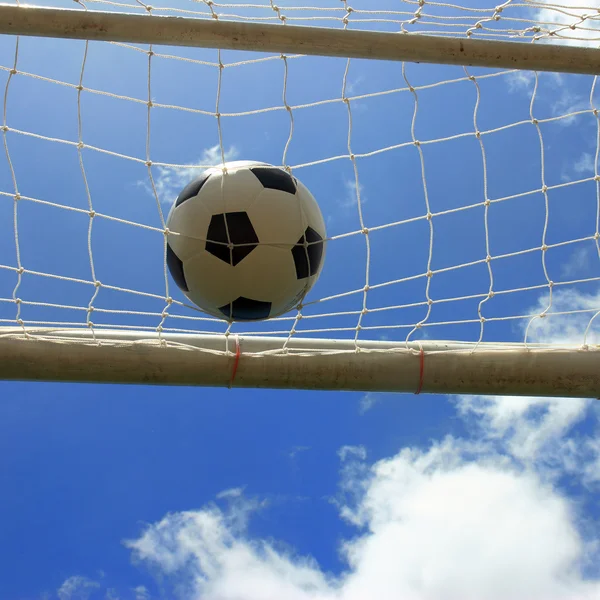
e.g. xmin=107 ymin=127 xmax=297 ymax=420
xmin=166 ymin=242 xmax=188 ymax=292
xmin=292 ymin=226 xmax=324 ymax=279
xmin=174 ymin=172 xmax=211 ymax=208
xmin=206 ymin=212 xmax=259 ymax=266
xmin=250 ymin=167 xmax=296 ymax=195
xmin=218 ymin=296 xmax=272 ymax=321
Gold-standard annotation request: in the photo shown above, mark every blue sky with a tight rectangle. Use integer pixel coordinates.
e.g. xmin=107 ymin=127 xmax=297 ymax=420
xmin=2 ymin=1 xmax=600 ymax=599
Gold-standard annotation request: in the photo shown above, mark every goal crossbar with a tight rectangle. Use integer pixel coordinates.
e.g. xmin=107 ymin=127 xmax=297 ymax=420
xmin=1 ymin=4 xmax=600 ymax=76
xmin=0 ymin=328 xmax=598 ymax=397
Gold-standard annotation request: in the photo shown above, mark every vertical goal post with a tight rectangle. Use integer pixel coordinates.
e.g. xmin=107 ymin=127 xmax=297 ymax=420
xmin=1 ymin=1 xmax=600 ymax=396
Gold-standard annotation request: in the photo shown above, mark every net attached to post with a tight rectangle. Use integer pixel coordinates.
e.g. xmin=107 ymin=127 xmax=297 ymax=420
xmin=1 ymin=0 xmax=600 ymax=394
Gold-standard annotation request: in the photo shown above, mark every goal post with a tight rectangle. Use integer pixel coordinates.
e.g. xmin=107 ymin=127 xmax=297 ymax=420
xmin=1 ymin=0 xmax=600 ymax=397
xmin=1 ymin=4 xmax=600 ymax=75
xmin=0 ymin=328 xmax=598 ymax=397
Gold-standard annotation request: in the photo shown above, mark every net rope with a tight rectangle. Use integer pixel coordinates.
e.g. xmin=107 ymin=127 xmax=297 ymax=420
xmin=1 ymin=0 xmax=600 ymax=356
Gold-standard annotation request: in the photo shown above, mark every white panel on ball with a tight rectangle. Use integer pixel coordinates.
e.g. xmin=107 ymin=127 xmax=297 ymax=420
xmin=165 ymin=161 xmax=326 ymax=321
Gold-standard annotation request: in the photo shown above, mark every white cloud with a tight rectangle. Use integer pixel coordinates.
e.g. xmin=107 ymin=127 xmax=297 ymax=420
xmin=551 ymin=86 xmax=590 ymax=126
xmin=338 ymin=179 xmax=366 ymax=209
xmin=124 ymin=435 xmax=600 ymax=600
xmin=561 ymin=246 xmax=593 ymax=278
xmin=456 ymin=393 xmax=590 ymax=467
xmin=533 ymin=1 xmax=600 ymax=48
xmin=506 ymin=70 xmax=535 ymax=93
xmin=337 ymin=445 xmax=367 ymax=462
xmin=573 ymin=152 xmax=596 ymax=174
xmin=358 ymin=392 xmax=379 ymax=414
xmin=57 ymin=576 xmax=100 ymax=600
xmin=289 ymin=445 xmax=311 ymax=459
xmin=216 ymin=487 xmax=245 ymax=500
xmin=141 ymin=144 xmax=239 ymax=205
xmin=521 ymin=288 xmax=600 ymax=346
xmin=133 ymin=585 xmax=150 ymax=600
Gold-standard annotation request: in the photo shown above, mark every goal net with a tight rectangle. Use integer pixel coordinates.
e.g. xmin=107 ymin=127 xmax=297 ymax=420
xmin=1 ymin=0 xmax=600 ymax=395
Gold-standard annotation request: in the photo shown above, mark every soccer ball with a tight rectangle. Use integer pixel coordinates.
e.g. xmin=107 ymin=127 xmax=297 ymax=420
xmin=165 ymin=160 xmax=326 ymax=321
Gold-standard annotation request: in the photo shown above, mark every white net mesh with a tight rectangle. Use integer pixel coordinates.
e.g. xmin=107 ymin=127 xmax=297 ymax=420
xmin=1 ymin=0 xmax=600 ymax=355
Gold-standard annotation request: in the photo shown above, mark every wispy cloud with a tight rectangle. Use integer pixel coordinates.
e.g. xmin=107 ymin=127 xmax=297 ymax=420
xmin=358 ymin=392 xmax=379 ymax=414
xmin=560 ymin=245 xmax=594 ymax=278
xmin=140 ymin=144 xmax=239 ymax=205
xmin=289 ymin=445 xmax=311 ymax=459
xmin=133 ymin=586 xmax=150 ymax=600
xmin=339 ymin=179 xmax=366 ymax=209
xmin=57 ymin=576 xmax=100 ymax=600
xmin=216 ymin=486 xmax=245 ymax=500
xmin=506 ymin=70 xmax=535 ymax=93
xmin=337 ymin=444 xmax=367 ymax=462
xmin=573 ymin=152 xmax=596 ymax=174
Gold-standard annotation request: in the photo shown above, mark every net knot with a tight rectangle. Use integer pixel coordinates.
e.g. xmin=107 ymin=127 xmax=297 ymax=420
xmin=361 ymin=227 xmax=369 ymax=234
xmin=9 ymin=68 xmax=17 ymax=75
xmin=166 ymin=296 xmax=173 ymax=304
xmin=94 ymin=280 xmax=102 ymax=287
xmin=16 ymin=267 xmax=24 ymax=274
xmin=145 ymin=160 xmax=152 ymax=167
xmin=14 ymin=298 xmax=21 ymax=304
xmin=88 ymin=210 xmax=96 ymax=218
xmin=14 ymin=193 xmax=20 ymax=201
xmin=156 ymin=325 xmax=163 ymax=332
